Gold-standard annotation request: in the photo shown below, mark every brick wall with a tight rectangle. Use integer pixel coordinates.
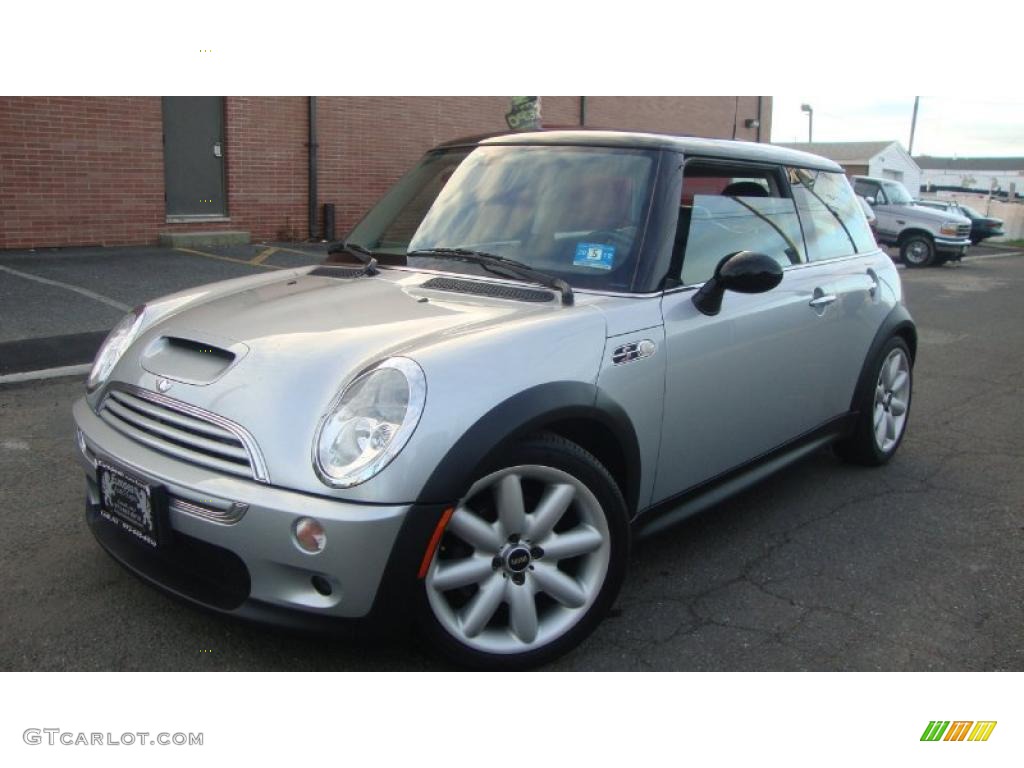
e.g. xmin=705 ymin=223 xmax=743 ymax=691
xmin=223 ymin=97 xmax=308 ymax=241
xmin=0 ymin=97 xmax=166 ymax=248
xmin=0 ymin=96 xmax=772 ymax=249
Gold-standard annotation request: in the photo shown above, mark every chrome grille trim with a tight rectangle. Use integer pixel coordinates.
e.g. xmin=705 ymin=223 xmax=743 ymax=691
xmin=170 ymin=497 xmax=248 ymax=525
xmin=98 ymin=383 xmax=268 ymax=483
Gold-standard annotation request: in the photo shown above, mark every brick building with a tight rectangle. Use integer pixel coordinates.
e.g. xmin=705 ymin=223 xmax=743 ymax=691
xmin=0 ymin=96 xmax=772 ymax=250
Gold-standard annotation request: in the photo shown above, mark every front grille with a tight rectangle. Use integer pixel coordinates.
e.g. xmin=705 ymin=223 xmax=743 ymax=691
xmin=957 ymin=224 xmax=971 ymax=238
xmin=98 ymin=385 xmax=268 ymax=482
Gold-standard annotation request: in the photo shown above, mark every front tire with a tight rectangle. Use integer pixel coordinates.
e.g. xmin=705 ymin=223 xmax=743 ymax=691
xmin=901 ymin=234 xmax=935 ymax=267
xmin=835 ymin=336 xmax=913 ymax=466
xmin=418 ymin=433 xmax=629 ymax=669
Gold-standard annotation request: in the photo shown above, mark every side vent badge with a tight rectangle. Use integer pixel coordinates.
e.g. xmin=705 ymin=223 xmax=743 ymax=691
xmin=156 ymin=378 xmax=172 ymax=393
xmin=612 ymin=339 xmax=656 ymax=365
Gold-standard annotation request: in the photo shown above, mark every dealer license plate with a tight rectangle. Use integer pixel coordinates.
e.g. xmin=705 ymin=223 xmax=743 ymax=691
xmin=97 ymin=463 xmax=165 ymax=549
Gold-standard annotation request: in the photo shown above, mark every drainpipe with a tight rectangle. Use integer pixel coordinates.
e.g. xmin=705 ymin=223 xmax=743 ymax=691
xmin=579 ymin=96 xmax=587 ymax=127
xmin=308 ymin=96 xmax=318 ymax=240
xmin=756 ymin=96 xmax=763 ymax=142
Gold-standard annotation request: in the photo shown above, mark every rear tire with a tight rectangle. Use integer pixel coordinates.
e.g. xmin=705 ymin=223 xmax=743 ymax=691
xmin=835 ymin=336 xmax=913 ymax=466
xmin=417 ymin=432 xmax=629 ymax=669
xmin=900 ymin=234 xmax=935 ymax=267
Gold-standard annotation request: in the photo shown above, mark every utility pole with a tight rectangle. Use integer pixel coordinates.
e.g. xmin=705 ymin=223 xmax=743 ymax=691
xmin=908 ymin=96 xmax=920 ymax=155
xmin=801 ymin=103 xmax=813 ymax=142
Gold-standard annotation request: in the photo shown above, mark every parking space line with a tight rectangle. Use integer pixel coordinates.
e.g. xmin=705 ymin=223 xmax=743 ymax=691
xmin=0 ymin=363 xmax=91 ymax=385
xmin=175 ymin=247 xmax=280 ymax=270
xmin=249 ymin=247 xmax=278 ymax=265
xmin=273 ymin=245 xmax=323 ymax=259
xmin=0 ymin=263 xmax=130 ymax=312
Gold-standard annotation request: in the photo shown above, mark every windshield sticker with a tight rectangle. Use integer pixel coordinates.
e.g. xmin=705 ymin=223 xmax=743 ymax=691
xmin=573 ymin=243 xmax=615 ymax=271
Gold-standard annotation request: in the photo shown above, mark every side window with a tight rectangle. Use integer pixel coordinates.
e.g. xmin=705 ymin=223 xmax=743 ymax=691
xmin=675 ymin=162 xmax=805 ymax=286
xmin=790 ymin=169 xmax=875 ymax=261
xmin=853 ymin=179 xmax=883 ymax=204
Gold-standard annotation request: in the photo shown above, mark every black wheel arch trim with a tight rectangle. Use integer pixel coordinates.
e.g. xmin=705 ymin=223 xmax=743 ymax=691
xmin=849 ymin=303 xmax=917 ymax=415
xmin=416 ymin=381 xmax=642 ymax=514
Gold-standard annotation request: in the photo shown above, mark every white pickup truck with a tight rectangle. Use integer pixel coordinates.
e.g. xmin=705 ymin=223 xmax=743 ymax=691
xmin=852 ymin=175 xmax=972 ymax=267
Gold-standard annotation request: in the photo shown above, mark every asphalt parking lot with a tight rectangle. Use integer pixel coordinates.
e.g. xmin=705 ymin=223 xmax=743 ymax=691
xmin=0 ymin=246 xmax=1022 ymax=670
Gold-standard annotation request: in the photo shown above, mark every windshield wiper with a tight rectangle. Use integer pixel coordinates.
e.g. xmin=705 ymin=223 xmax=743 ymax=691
xmin=325 ymin=240 xmax=379 ymax=276
xmin=407 ymin=247 xmax=574 ymax=306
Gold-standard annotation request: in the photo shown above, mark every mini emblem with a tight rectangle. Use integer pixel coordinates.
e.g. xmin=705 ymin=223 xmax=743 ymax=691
xmin=505 ymin=547 xmax=531 ymax=572
xmin=156 ymin=378 xmax=172 ymax=393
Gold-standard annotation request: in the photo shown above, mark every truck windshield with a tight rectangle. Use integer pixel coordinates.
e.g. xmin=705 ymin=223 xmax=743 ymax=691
xmin=880 ymin=180 xmax=914 ymax=205
xmin=340 ymin=145 xmax=660 ymax=293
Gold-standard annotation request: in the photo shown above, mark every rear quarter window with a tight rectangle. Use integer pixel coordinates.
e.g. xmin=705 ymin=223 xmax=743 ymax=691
xmin=790 ymin=169 xmax=876 ymax=261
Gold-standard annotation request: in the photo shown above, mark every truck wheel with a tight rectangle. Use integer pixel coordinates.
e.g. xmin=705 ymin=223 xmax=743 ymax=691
xmin=901 ymin=235 xmax=935 ymax=267
xmin=418 ymin=432 xmax=629 ymax=669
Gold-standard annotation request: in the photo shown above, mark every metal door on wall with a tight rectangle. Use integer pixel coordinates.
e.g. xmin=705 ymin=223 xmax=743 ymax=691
xmin=162 ymin=96 xmax=226 ymax=218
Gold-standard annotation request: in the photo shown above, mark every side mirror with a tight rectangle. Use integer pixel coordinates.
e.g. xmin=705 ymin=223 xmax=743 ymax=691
xmin=865 ymin=196 xmax=876 ymax=206
xmin=692 ymin=251 xmax=784 ymax=316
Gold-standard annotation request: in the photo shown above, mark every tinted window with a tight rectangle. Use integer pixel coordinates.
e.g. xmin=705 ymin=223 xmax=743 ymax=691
xmin=675 ymin=164 xmax=804 ymax=286
xmin=853 ymin=178 xmax=882 ymax=202
xmin=790 ymin=169 xmax=875 ymax=260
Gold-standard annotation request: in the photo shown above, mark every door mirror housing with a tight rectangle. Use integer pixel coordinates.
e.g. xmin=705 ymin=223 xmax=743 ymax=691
xmin=691 ymin=250 xmax=784 ymax=316
xmin=865 ymin=196 xmax=876 ymax=206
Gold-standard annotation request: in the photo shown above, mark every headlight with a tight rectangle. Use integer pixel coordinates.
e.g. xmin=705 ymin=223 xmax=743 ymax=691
xmin=939 ymin=222 xmax=960 ymax=236
xmin=313 ymin=357 xmax=426 ymax=488
xmin=86 ymin=305 xmax=146 ymax=391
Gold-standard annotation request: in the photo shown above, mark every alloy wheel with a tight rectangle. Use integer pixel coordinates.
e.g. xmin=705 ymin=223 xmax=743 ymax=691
xmin=873 ymin=347 xmax=911 ymax=453
xmin=425 ymin=464 xmax=611 ymax=655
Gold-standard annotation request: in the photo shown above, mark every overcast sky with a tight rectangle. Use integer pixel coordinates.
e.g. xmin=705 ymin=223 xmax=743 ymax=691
xmin=770 ymin=97 xmax=1024 ymax=157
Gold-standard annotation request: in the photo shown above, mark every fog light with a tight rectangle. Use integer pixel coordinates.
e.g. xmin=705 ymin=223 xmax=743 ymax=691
xmin=311 ymin=574 xmax=333 ymax=596
xmin=294 ymin=517 xmax=326 ymax=553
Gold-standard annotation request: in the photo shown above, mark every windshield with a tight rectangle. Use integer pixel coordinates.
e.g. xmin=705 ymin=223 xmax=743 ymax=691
xmin=880 ymin=180 xmax=914 ymax=205
xmin=957 ymin=204 xmax=982 ymax=219
xmin=340 ymin=145 xmax=660 ymax=292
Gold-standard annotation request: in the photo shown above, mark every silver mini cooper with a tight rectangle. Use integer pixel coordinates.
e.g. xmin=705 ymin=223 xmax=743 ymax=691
xmin=74 ymin=130 xmax=915 ymax=668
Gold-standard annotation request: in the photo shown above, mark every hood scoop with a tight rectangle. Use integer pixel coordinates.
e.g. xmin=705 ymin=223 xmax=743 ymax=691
xmin=140 ymin=334 xmax=247 ymax=385
xmin=420 ymin=277 xmax=554 ymax=303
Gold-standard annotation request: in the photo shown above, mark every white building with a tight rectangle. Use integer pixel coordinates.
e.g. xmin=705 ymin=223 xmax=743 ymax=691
xmin=776 ymin=141 xmax=921 ymax=193
xmin=915 ymin=156 xmax=1024 ymax=200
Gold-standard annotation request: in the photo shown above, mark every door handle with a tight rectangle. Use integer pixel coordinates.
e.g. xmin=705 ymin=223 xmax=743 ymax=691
xmin=808 ymin=293 xmax=837 ymax=308
xmin=865 ymin=268 xmax=879 ymax=297
xmin=213 ymin=142 xmax=223 ymax=158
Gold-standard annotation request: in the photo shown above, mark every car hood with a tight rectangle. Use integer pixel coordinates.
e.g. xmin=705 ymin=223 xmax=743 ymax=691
xmin=100 ymin=266 xmax=608 ymax=493
xmin=902 ymin=204 xmax=971 ymax=225
xmin=124 ymin=267 xmax=578 ymax=386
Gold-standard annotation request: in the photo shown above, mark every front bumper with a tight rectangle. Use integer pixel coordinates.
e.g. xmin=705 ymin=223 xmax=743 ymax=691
xmin=73 ymin=397 xmax=444 ymax=628
xmin=933 ymin=235 xmax=971 ymax=254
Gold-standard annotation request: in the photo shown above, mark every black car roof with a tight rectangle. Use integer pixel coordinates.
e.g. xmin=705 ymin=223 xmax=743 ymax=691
xmin=431 ymin=129 xmax=843 ymax=173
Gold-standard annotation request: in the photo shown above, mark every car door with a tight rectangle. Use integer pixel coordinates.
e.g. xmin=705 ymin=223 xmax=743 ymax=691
xmin=653 ymin=160 xmax=847 ymax=502
xmin=787 ymin=167 xmax=893 ymax=419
